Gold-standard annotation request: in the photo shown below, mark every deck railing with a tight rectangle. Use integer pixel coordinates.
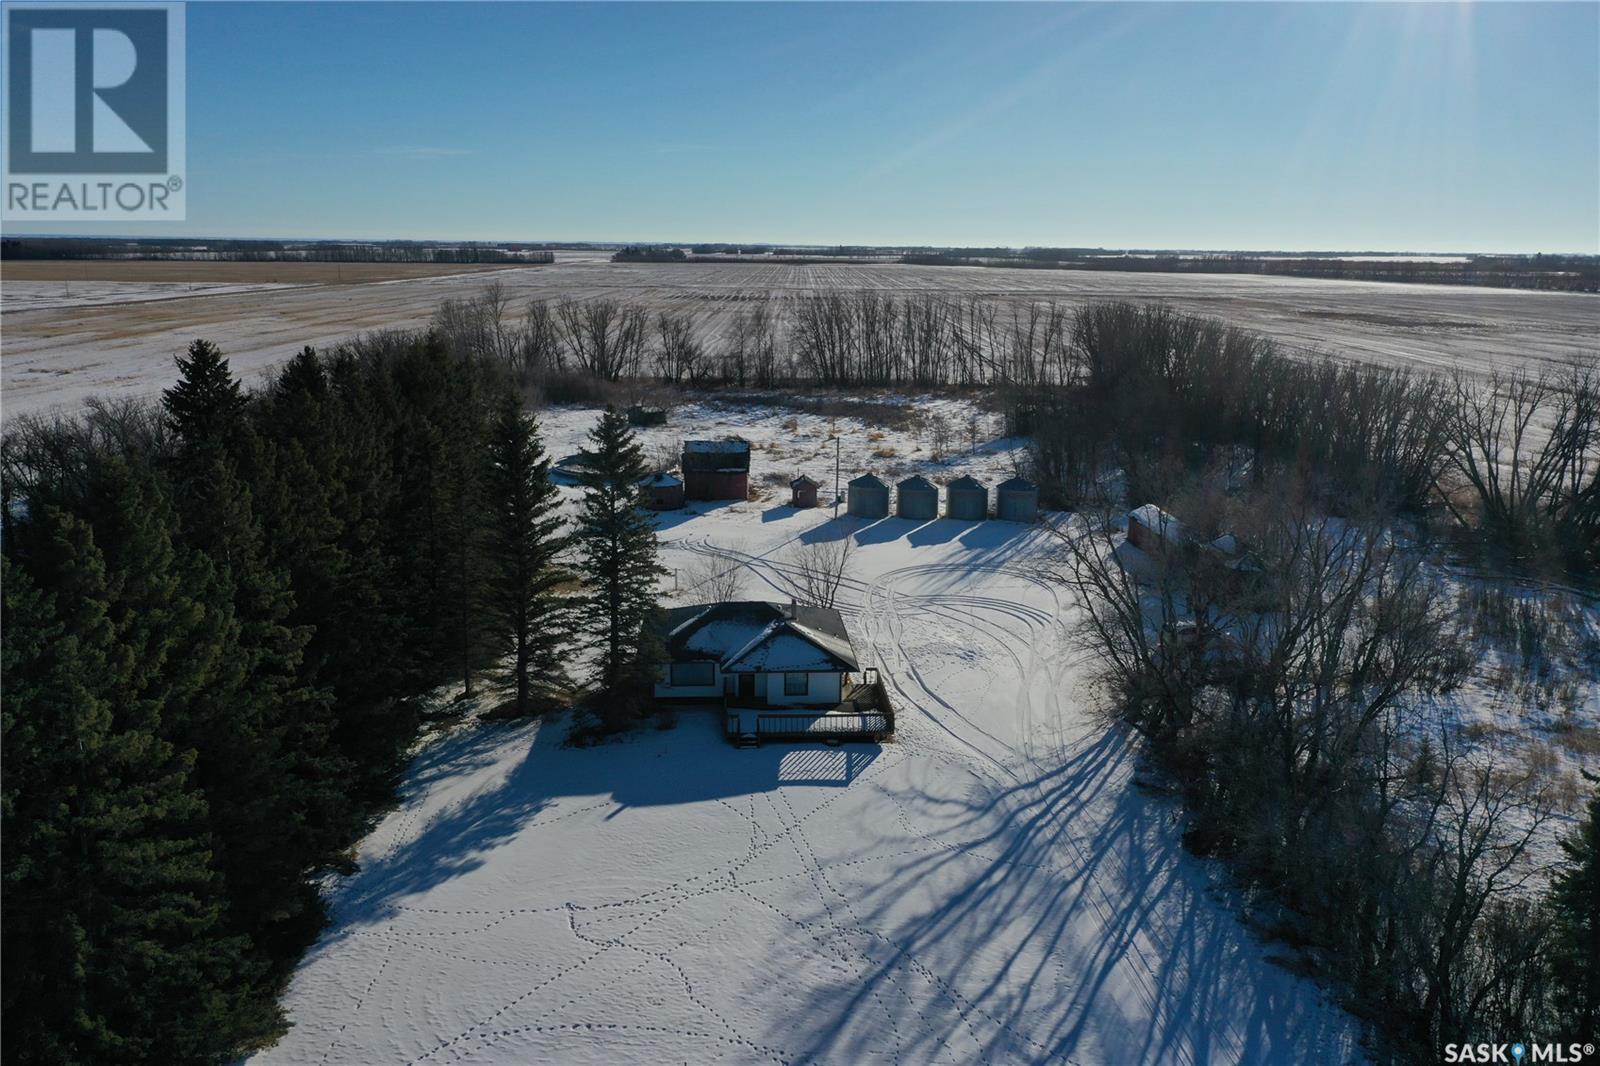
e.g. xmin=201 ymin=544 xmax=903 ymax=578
xmin=725 ymin=672 xmax=895 ymax=742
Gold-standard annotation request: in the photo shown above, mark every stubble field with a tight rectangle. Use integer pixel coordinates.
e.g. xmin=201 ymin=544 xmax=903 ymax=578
xmin=2 ymin=253 xmax=1595 ymax=421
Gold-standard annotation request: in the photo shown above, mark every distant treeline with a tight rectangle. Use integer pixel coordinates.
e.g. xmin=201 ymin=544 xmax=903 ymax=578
xmin=0 ymin=237 xmax=554 ymax=264
xmin=901 ymin=251 xmax=1600 ymax=292
xmin=432 ymin=285 xmax=1600 ymax=576
xmin=611 ymin=245 xmax=689 ymax=263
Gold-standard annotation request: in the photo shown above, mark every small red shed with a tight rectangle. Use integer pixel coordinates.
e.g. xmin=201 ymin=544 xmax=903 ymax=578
xmin=640 ymin=471 xmax=685 ymax=510
xmin=791 ymin=475 xmax=820 ymax=508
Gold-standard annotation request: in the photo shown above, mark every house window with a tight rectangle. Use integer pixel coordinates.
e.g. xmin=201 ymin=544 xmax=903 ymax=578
xmin=670 ymin=662 xmax=715 ymax=687
xmin=784 ymin=672 xmax=809 ymax=696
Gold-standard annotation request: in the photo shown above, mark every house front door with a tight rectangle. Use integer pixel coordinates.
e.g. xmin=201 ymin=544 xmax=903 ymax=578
xmin=737 ymin=674 xmax=756 ymax=702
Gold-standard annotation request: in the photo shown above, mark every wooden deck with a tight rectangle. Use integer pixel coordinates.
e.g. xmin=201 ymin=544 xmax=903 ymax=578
xmin=724 ymin=677 xmax=895 ymax=745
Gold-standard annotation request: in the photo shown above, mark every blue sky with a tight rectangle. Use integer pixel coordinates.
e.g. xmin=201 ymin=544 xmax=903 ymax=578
xmin=13 ymin=1 xmax=1599 ymax=252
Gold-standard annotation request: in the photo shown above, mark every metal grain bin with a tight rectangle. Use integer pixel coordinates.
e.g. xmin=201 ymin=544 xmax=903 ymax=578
xmin=995 ymin=476 xmax=1039 ymax=523
xmin=945 ymin=475 xmax=988 ymax=520
xmin=896 ymin=475 xmax=939 ymax=521
xmin=846 ymin=473 xmax=890 ymax=519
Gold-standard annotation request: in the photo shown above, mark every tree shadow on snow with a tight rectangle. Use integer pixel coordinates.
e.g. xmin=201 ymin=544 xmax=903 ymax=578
xmin=315 ymin=710 xmax=884 ymax=942
xmin=771 ymin=727 xmax=1361 ymax=1065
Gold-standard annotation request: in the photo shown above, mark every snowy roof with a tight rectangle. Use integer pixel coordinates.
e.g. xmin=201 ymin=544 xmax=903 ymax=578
xmin=1129 ymin=504 xmax=1184 ymax=538
xmin=897 ymin=475 xmax=937 ymax=492
xmin=996 ymin=476 xmax=1036 ymax=492
xmin=639 ymin=471 xmax=683 ymax=488
xmin=1208 ymin=534 xmax=1263 ymax=572
xmin=947 ymin=475 xmax=986 ymax=491
xmin=849 ymin=473 xmax=887 ymax=489
xmin=657 ymin=601 xmax=858 ymax=672
xmin=683 ymin=439 xmax=750 ymax=454
xmin=682 ymin=438 xmax=751 ymax=472
xmin=722 ymin=619 xmax=859 ymax=674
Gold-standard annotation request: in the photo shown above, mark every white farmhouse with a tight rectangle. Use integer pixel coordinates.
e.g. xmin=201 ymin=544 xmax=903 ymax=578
xmin=654 ymin=601 xmax=893 ymax=745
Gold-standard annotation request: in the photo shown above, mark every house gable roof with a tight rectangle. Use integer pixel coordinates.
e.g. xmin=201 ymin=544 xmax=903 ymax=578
xmin=657 ymin=601 xmax=858 ymax=672
xmin=722 ymin=619 xmax=858 ymax=673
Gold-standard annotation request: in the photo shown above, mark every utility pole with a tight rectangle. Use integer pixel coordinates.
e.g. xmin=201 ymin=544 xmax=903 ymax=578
xmin=833 ymin=435 xmax=841 ymax=518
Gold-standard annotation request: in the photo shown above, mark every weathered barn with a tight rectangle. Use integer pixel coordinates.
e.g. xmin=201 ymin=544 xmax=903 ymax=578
xmin=995 ymin=476 xmax=1039 ymax=523
xmin=791 ymin=474 xmax=820 ymax=509
xmin=1127 ymin=504 xmax=1185 ymax=553
xmin=682 ymin=439 xmax=751 ymax=500
xmin=847 ymin=473 xmax=890 ymax=518
xmin=639 ymin=471 xmax=684 ymax=510
xmin=896 ymin=475 xmax=939 ymax=520
xmin=945 ymin=475 xmax=988 ymax=520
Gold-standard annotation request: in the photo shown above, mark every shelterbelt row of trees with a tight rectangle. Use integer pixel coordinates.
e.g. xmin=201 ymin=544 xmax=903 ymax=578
xmin=1030 ymin=305 xmax=1598 ymax=1057
xmin=437 ymin=288 xmax=1597 ymax=577
xmin=1 ymin=335 xmax=665 ymax=1065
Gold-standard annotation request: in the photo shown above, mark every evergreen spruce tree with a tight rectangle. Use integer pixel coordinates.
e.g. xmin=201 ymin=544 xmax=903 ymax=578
xmin=1550 ymin=773 xmax=1600 ymax=1042
xmin=161 ymin=341 xmax=348 ymax=978
xmin=381 ymin=335 xmax=494 ymax=697
xmin=438 ymin=356 xmax=492 ymax=698
xmin=162 ymin=339 xmax=247 ymax=454
xmin=573 ymin=406 xmax=666 ymax=719
xmin=483 ymin=390 xmax=572 ymax=714
xmin=3 ymin=515 xmax=253 ymax=1066
xmin=255 ymin=347 xmax=412 ymax=810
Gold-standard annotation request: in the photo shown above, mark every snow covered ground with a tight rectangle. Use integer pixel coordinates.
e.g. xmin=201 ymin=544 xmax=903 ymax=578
xmin=1 ymin=279 xmax=307 ymax=311
xmin=6 ymin=257 xmax=1597 ymax=423
xmin=248 ymin=401 xmax=1366 ymax=1066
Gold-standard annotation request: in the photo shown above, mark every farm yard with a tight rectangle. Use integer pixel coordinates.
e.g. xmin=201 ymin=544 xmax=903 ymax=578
xmin=3 ymin=254 xmax=1596 ymax=421
xmin=241 ymin=397 xmax=1597 ymax=1066
xmin=246 ymin=400 xmax=1368 ymax=1066
xmin=4 ymin=2 xmax=1595 ymax=1062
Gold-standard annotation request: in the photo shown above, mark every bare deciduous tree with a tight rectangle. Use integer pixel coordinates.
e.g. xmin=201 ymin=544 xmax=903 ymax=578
xmin=784 ymin=533 xmax=855 ymax=609
xmin=1443 ymin=366 xmax=1600 ymax=568
xmin=518 ymin=298 xmax=563 ymax=375
xmin=682 ymin=548 xmax=747 ymax=603
xmin=556 ymin=297 xmax=648 ymax=381
xmin=653 ymin=310 xmax=703 ymax=385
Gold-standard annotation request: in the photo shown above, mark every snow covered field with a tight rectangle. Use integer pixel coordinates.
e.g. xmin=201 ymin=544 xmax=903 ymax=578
xmin=1 ymin=279 xmax=307 ymax=311
xmin=248 ymin=402 xmax=1367 ymax=1066
xmin=5 ymin=256 xmax=1597 ymax=423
